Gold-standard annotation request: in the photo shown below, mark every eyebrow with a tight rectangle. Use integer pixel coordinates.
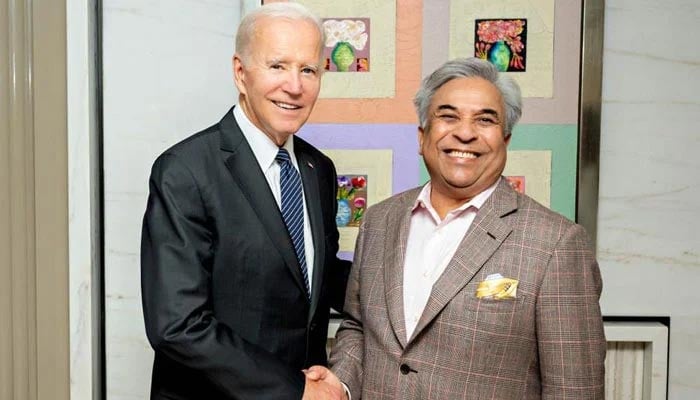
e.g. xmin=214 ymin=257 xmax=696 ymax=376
xmin=266 ymin=58 xmax=283 ymax=65
xmin=436 ymin=104 xmax=458 ymax=112
xmin=478 ymin=108 xmax=500 ymax=117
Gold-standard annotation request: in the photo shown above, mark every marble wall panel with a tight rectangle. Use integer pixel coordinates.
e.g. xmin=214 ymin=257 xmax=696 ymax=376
xmin=102 ymin=1 xmax=252 ymax=398
xmin=598 ymin=1 xmax=700 ymax=398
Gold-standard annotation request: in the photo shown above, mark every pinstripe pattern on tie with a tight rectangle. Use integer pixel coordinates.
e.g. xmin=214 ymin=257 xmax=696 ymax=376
xmin=276 ymin=148 xmax=311 ymax=299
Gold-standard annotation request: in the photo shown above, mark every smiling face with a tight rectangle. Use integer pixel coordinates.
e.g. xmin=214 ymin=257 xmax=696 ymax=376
xmin=233 ymin=17 xmax=322 ymax=146
xmin=419 ymin=76 xmax=511 ymax=214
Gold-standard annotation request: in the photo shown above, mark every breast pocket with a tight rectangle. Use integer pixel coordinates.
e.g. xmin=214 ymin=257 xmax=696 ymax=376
xmin=459 ymin=293 xmax=535 ymax=342
xmin=438 ymin=293 xmax=533 ymax=353
xmin=465 ymin=295 xmax=527 ymax=314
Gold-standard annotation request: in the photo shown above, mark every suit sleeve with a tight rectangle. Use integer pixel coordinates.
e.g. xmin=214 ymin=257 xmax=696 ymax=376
xmin=141 ymin=154 xmax=305 ymax=399
xmin=536 ymin=223 xmax=606 ymax=399
xmin=328 ymin=210 xmax=370 ymax=398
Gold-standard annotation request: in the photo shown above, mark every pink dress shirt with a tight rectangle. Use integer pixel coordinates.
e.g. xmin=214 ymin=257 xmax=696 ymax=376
xmin=402 ymin=181 xmax=497 ymax=340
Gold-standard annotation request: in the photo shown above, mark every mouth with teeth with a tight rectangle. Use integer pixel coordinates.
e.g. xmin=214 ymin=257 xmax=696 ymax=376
xmin=445 ymin=150 xmax=478 ymax=159
xmin=273 ymin=101 xmax=302 ymax=110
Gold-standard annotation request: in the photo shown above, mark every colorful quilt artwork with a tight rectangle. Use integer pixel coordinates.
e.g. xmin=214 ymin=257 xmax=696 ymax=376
xmin=335 ymin=175 xmax=368 ymax=227
xmin=322 ymin=18 xmax=371 ymax=72
xmin=474 ymin=18 xmax=527 ymax=72
xmin=505 ymin=176 xmax=526 ymax=194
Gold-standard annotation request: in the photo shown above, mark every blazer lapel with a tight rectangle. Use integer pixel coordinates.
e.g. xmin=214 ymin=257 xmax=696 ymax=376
xmin=296 ymin=148 xmax=325 ymax=321
xmin=408 ymin=179 xmax=517 ymax=343
xmin=384 ymin=189 xmax=421 ymax=349
xmin=218 ymin=109 xmax=308 ymax=297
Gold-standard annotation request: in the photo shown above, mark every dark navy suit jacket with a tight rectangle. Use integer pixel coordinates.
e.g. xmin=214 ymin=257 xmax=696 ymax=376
xmin=141 ymin=107 xmax=350 ymax=399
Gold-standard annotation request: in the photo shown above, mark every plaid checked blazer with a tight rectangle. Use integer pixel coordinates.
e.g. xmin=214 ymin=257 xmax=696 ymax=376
xmin=330 ymin=178 xmax=606 ymax=399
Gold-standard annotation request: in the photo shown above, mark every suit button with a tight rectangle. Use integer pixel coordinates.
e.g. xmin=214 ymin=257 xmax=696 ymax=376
xmin=310 ymin=322 xmax=317 ymax=331
xmin=400 ymin=364 xmax=411 ymax=375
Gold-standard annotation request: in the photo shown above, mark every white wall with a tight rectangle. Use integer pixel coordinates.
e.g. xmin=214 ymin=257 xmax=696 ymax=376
xmin=100 ymin=1 xmax=255 ymax=399
xmin=68 ymin=0 xmax=98 ymax=397
xmin=597 ymin=0 xmax=700 ymax=398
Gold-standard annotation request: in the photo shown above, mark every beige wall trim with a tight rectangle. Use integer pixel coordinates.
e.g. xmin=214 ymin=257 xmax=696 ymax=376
xmin=1 ymin=1 xmax=39 ymax=398
xmin=0 ymin=0 xmax=70 ymax=399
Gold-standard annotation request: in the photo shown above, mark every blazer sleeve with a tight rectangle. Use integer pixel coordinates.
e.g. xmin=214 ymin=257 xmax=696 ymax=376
xmin=140 ymin=153 xmax=305 ymax=399
xmin=328 ymin=211 xmax=370 ymax=398
xmin=536 ymin=223 xmax=606 ymax=399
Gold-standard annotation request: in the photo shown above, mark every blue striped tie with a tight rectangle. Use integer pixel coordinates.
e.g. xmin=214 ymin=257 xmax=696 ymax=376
xmin=275 ymin=148 xmax=311 ymax=299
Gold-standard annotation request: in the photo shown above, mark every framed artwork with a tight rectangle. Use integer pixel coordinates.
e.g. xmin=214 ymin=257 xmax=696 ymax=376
xmin=474 ymin=18 xmax=527 ymax=72
xmin=299 ymin=123 xmax=419 ymax=255
xmin=335 ymin=175 xmax=368 ymax=227
xmin=448 ymin=0 xmax=554 ymax=98
xmin=505 ymin=176 xmax=526 ymax=194
xmin=322 ymin=18 xmax=371 ymax=73
xmin=291 ymin=0 xmax=422 ymax=123
xmin=503 ymin=151 xmax=551 ymax=208
xmin=319 ymin=149 xmax=393 ymax=252
xmin=297 ymin=0 xmax=396 ymax=99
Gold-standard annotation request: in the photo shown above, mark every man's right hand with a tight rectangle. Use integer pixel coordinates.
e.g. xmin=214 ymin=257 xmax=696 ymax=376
xmin=301 ymin=366 xmax=347 ymax=400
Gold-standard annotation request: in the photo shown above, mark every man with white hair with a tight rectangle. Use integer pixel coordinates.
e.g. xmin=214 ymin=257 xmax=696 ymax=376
xmin=141 ymin=3 xmax=350 ymax=399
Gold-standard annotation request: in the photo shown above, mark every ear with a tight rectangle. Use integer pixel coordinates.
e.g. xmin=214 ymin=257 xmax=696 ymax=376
xmin=232 ymin=54 xmax=247 ymax=95
xmin=417 ymin=126 xmax=425 ymax=156
xmin=504 ymin=132 xmax=512 ymax=147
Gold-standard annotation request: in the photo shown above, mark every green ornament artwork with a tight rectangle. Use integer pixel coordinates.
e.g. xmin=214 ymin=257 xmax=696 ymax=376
xmin=331 ymin=42 xmax=355 ymax=72
xmin=474 ymin=18 xmax=527 ymax=72
xmin=488 ymin=41 xmax=511 ymax=72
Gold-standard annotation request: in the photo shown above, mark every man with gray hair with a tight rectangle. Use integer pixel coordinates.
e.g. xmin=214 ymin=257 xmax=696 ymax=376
xmin=309 ymin=57 xmax=606 ymax=399
xmin=141 ymin=3 xmax=350 ymax=399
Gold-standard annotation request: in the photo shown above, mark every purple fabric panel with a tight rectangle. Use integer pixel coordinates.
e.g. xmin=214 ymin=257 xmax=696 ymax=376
xmin=298 ymin=123 xmax=420 ymax=195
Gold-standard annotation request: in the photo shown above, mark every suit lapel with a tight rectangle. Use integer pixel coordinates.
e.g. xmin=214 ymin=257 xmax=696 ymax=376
xmin=384 ymin=189 xmax=421 ymax=349
xmin=219 ymin=109 xmax=308 ymax=297
xmin=296 ymin=146 xmax=325 ymax=321
xmin=408 ymin=179 xmax=517 ymax=343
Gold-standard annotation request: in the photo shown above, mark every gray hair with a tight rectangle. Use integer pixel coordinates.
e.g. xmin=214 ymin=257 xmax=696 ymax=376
xmin=413 ymin=58 xmax=522 ymax=136
xmin=235 ymin=2 xmax=325 ymax=63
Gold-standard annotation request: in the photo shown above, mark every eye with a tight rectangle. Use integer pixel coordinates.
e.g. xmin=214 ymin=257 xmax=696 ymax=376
xmin=437 ymin=113 xmax=458 ymax=121
xmin=476 ymin=116 xmax=497 ymax=125
xmin=270 ymin=64 xmax=284 ymax=70
xmin=301 ymin=66 xmax=317 ymax=75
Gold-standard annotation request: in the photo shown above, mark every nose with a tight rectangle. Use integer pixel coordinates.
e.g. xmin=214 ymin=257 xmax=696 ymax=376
xmin=453 ymin=121 xmax=477 ymax=142
xmin=283 ymin=71 xmax=303 ymax=95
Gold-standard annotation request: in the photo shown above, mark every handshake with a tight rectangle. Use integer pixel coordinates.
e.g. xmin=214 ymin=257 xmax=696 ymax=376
xmin=301 ymin=365 xmax=348 ymax=400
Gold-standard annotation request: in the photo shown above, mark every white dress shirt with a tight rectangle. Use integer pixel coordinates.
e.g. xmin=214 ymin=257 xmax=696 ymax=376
xmin=402 ymin=181 xmax=497 ymax=340
xmin=233 ymin=106 xmax=315 ymax=291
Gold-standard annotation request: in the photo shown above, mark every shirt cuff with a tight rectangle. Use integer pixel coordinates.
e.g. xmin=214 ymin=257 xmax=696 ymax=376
xmin=341 ymin=382 xmax=351 ymax=400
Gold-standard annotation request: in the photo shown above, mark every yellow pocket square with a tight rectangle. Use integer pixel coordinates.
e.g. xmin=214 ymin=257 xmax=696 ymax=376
xmin=476 ymin=275 xmax=518 ymax=300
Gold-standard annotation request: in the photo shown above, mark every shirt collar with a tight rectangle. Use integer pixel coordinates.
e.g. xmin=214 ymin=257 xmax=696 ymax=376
xmin=412 ymin=179 xmax=499 ymax=221
xmin=233 ymin=105 xmax=295 ymax=171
